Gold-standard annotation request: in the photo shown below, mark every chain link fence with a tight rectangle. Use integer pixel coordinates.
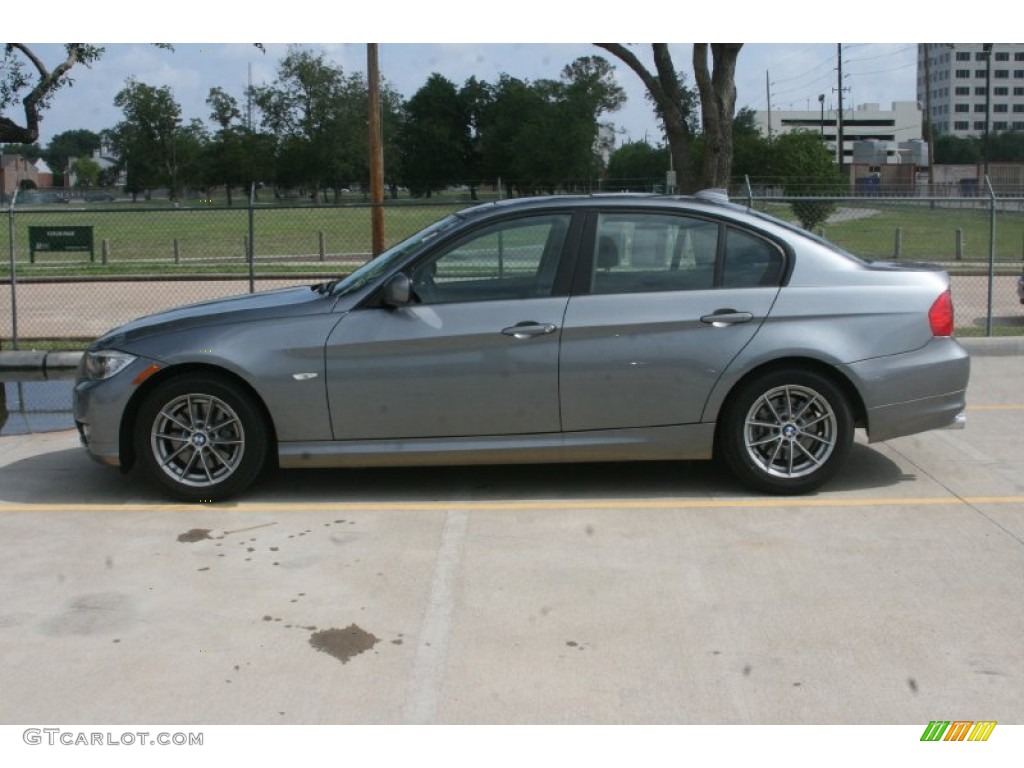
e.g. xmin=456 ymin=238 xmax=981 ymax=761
xmin=3 ymin=188 xmax=1023 ymax=349
xmin=2 ymin=195 xmax=466 ymax=348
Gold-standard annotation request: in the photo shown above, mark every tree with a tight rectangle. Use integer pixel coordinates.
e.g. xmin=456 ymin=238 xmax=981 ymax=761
xmin=594 ymin=43 xmax=742 ymax=192
xmin=459 ymin=76 xmax=491 ymax=197
xmin=106 ymin=78 xmax=184 ymax=199
xmin=606 ymin=140 xmax=670 ymax=189
xmin=692 ymin=43 xmax=742 ymax=189
xmin=0 ymin=44 xmax=104 ymax=143
xmin=770 ymin=131 xmax=845 ymax=230
xmin=43 ymin=128 xmax=101 ymax=183
xmin=934 ymin=134 xmax=981 ymax=164
xmin=205 ymin=87 xmax=247 ymax=204
xmin=251 ymin=47 xmax=402 ymax=200
xmin=72 ymin=155 xmax=100 ymax=186
xmin=730 ymin=107 xmax=772 ymax=180
xmin=988 ymin=131 xmax=1024 ymax=162
xmin=0 ymin=142 xmax=40 ymax=159
xmin=470 ymin=58 xmax=625 ymax=195
xmin=399 ymin=74 xmax=470 ymax=197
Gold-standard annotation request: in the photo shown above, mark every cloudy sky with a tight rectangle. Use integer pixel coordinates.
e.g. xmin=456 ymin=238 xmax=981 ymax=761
xmin=5 ymin=4 xmax=983 ymax=147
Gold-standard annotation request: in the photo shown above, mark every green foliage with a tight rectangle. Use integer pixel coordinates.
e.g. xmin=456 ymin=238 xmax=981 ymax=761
xmin=250 ymin=46 xmax=403 ymax=198
xmin=399 ymin=74 xmax=469 ymax=197
xmin=934 ymin=131 xmax=1024 ymax=164
xmin=106 ymin=78 xmax=184 ymax=197
xmin=72 ymin=156 xmax=101 ymax=186
xmin=0 ymin=142 xmax=42 ymax=160
xmin=770 ymin=131 xmax=845 ymax=230
xmin=731 ymin=107 xmax=772 ymax=179
xmin=468 ymin=56 xmax=625 ymax=192
xmin=606 ymin=141 xmax=670 ymax=188
xmin=42 ymin=129 xmax=101 ymax=178
xmin=1 ymin=44 xmax=105 ymax=143
xmin=934 ymin=134 xmax=981 ymax=164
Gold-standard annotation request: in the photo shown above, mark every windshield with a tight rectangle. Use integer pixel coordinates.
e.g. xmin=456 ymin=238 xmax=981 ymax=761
xmin=327 ymin=214 xmax=463 ymax=297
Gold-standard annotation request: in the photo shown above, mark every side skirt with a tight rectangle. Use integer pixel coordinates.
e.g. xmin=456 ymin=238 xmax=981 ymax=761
xmin=278 ymin=424 xmax=716 ymax=469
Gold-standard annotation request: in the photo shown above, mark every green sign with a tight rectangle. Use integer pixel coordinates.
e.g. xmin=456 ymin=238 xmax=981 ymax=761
xmin=28 ymin=225 xmax=95 ymax=263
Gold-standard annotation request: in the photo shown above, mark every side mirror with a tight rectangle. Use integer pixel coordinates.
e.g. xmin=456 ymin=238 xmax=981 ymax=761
xmin=382 ymin=273 xmax=412 ymax=307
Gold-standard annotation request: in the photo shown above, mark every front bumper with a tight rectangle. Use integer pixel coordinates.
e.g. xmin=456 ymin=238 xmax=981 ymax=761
xmin=73 ymin=353 xmax=164 ymax=469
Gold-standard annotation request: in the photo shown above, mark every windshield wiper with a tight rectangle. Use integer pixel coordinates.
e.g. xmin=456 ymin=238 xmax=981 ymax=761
xmin=312 ymin=279 xmax=338 ymax=295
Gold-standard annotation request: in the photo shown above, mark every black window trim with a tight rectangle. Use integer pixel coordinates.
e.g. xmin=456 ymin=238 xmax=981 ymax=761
xmin=571 ymin=205 xmax=792 ymax=297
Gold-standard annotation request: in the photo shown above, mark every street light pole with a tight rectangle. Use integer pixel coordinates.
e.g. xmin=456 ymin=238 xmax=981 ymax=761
xmin=818 ymin=93 xmax=825 ymax=137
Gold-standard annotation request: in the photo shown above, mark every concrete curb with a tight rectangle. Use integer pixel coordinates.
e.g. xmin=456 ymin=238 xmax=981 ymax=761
xmin=0 ymin=336 xmax=1019 ymax=380
xmin=958 ymin=336 xmax=1024 ymax=356
xmin=0 ymin=350 xmax=82 ymax=381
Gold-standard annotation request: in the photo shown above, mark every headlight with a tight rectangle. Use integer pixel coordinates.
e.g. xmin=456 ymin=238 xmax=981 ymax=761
xmin=80 ymin=350 xmax=137 ymax=381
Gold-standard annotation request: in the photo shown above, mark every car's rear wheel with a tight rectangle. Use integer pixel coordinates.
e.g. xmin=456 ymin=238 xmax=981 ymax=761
xmin=135 ymin=374 xmax=268 ymax=502
xmin=720 ymin=368 xmax=853 ymax=494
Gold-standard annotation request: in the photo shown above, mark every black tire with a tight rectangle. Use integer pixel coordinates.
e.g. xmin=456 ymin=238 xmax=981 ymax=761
xmin=719 ymin=368 xmax=853 ymax=495
xmin=134 ymin=373 xmax=269 ymax=502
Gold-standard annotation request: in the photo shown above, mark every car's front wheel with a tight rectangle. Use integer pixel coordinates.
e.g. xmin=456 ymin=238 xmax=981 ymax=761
xmin=719 ymin=369 xmax=853 ymax=494
xmin=134 ymin=374 xmax=268 ymax=502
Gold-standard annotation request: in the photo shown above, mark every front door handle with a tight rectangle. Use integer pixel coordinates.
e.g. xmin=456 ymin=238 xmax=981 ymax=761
xmin=700 ymin=310 xmax=754 ymax=327
xmin=501 ymin=322 xmax=558 ymax=339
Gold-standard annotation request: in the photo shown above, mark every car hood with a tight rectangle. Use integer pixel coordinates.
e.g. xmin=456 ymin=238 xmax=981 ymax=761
xmin=92 ymin=284 xmax=337 ymax=349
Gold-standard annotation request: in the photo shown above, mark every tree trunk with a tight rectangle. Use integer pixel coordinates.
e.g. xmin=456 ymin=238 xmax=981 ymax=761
xmin=693 ymin=44 xmax=742 ymax=190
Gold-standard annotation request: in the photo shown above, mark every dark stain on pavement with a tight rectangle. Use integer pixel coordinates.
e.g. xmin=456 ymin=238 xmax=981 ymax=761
xmin=309 ymin=624 xmax=380 ymax=664
xmin=177 ymin=528 xmax=212 ymax=543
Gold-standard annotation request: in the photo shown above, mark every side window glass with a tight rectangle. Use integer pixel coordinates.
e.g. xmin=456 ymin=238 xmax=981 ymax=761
xmin=410 ymin=214 xmax=570 ymax=304
xmin=722 ymin=229 xmax=784 ymax=288
xmin=591 ymin=213 xmax=718 ymax=295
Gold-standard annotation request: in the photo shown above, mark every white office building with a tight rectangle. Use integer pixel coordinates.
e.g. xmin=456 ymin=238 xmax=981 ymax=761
xmin=917 ymin=43 xmax=1024 ymax=138
xmin=753 ymin=101 xmax=923 ymax=166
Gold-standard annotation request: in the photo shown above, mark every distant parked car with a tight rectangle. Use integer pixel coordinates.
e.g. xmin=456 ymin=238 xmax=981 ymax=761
xmin=22 ymin=191 xmax=68 ymax=205
xmin=74 ymin=192 xmax=970 ymax=501
xmin=84 ymin=192 xmax=117 ymax=202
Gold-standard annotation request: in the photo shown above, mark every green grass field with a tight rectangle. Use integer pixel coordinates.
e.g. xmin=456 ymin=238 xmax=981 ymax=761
xmin=0 ymin=202 xmax=469 ymax=278
xmin=755 ymin=200 xmax=1024 ymax=265
xmin=2 ymin=198 xmax=1023 ymax=279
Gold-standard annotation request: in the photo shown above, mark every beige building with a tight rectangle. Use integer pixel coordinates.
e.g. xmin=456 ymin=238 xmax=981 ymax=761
xmin=0 ymin=154 xmax=53 ymax=196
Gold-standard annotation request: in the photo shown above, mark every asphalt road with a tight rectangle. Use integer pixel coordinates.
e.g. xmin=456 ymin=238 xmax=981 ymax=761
xmin=0 ymin=356 xmax=1021 ymax=727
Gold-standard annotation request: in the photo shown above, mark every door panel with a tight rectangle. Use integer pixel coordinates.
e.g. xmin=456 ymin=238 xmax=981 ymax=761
xmin=326 ymin=300 xmax=568 ymax=440
xmin=559 ymin=210 xmax=784 ymax=432
xmin=559 ymin=289 xmax=777 ymax=431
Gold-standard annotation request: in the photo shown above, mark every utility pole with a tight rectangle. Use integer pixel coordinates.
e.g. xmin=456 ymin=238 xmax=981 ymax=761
xmin=836 ymin=43 xmax=845 ymax=173
xmin=983 ymin=43 xmax=993 ymax=183
xmin=367 ymin=43 xmax=385 ymax=257
xmin=923 ymin=44 xmax=935 ymax=198
xmin=765 ymin=71 xmax=773 ymax=140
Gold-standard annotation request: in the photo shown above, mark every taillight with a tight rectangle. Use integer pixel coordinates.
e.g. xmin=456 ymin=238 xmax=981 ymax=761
xmin=929 ymin=289 xmax=954 ymax=336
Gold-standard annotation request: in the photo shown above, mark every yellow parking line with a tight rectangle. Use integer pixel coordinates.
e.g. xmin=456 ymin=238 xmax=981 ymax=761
xmin=1 ymin=496 xmax=1023 ymax=514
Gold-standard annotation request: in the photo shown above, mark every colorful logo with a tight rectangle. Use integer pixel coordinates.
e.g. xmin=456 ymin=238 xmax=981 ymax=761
xmin=921 ymin=721 xmax=997 ymax=741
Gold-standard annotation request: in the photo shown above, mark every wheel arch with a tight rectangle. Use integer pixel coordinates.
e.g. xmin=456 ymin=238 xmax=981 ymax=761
xmin=711 ymin=356 xmax=867 ymax=450
xmin=118 ymin=363 xmax=278 ymax=473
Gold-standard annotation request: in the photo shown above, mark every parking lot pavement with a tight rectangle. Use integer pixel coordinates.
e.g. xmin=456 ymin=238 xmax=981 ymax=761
xmin=0 ymin=356 xmax=1021 ymax=725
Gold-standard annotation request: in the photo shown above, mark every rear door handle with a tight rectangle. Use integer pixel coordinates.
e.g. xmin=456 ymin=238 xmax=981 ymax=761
xmin=700 ymin=310 xmax=754 ymax=326
xmin=502 ymin=322 xmax=558 ymax=339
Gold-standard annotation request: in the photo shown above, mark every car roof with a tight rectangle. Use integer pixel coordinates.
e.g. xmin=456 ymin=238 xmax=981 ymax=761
xmin=455 ymin=190 xmax=751 ymax=221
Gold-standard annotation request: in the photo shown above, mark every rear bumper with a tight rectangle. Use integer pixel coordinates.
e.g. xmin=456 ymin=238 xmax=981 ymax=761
xmin=843 ymin=337 xmax=970 ymax=443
